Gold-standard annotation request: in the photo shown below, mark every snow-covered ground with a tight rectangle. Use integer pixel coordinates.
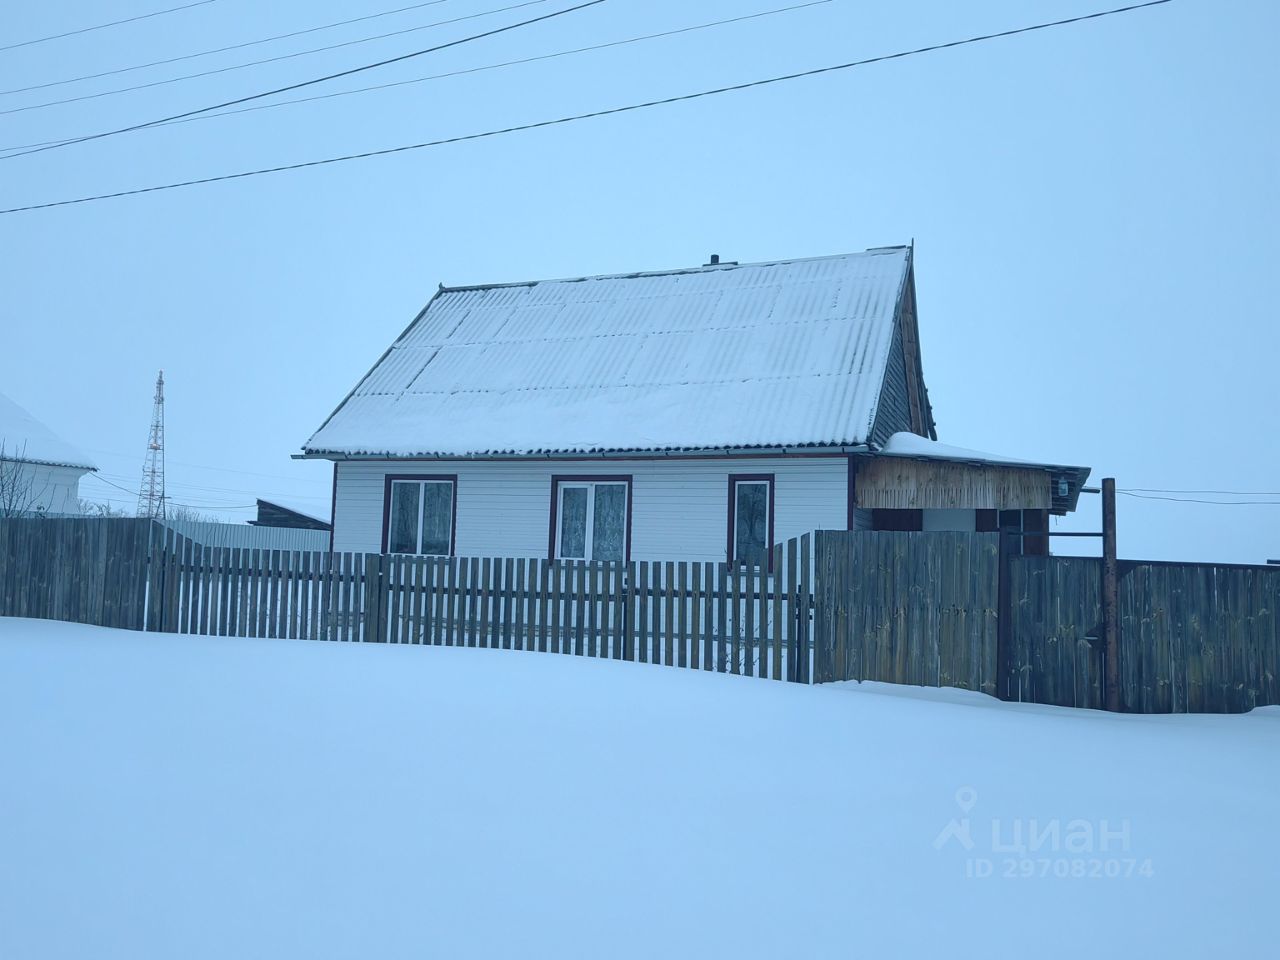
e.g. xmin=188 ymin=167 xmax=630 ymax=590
xmin=2 ymin=618 xmax=1275 ymax=959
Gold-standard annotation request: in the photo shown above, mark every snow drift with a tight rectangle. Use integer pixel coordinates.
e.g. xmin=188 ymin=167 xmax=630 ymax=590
xmin=1 ymin=618 xmax=1275 ymax=959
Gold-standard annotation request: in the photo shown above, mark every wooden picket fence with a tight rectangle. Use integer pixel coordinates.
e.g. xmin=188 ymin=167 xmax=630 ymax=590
xmin=145 ymin=524 xmax=815 ymax=682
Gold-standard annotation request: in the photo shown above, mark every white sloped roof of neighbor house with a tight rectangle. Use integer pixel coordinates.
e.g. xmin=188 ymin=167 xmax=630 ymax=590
xmin=305 ymin=248 xmax=914 ymax=458
xmin=0 ymin=391 xmax=96 ymax=470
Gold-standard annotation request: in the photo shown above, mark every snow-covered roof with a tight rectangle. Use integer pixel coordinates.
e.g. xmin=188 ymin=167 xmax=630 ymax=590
xmin=881 ymin=433 xmax=1056 ymax=470
xmin=878 ymin=432 xmax=1091 ymax=513
xmin=305 ymin=248 xmax=913 ymax=458
xmin=0 ymin=391 xmax=96 ymax=471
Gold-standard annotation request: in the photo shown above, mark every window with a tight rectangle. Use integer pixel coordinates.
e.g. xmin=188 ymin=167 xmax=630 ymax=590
xmin=728 ymin=474 xmax=774 ymax=567
xmin=383 ymin=477 xmax=456 ymax=555
xmin=550 ymin=477 xmax=631 ymax=561
xmin=976 ymin=508 xmax=1048 ymax=556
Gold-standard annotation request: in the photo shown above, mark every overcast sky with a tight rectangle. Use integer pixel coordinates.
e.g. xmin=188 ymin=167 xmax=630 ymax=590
xmin=1 ymin=0 xmax=1275 ymax=563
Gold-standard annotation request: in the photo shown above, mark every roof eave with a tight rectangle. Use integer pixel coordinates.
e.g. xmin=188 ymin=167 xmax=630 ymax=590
xmin=294 ymin=443 xmax=872 ymax=462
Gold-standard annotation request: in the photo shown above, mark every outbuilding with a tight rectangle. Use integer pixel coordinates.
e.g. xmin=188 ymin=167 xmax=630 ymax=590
xmin=0 ymin=391 xmax=96 ymax=516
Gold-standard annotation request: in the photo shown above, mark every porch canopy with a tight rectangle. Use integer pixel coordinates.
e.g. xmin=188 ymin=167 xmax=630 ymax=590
xmin=857 ymin=433 xmax=1091 ymax=515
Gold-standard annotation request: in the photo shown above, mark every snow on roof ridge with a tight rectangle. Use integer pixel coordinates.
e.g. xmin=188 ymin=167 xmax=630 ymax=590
xmin=0 ymin=391 xmax=96 ymax=471
xmin=880 ymin=432 xmax=1085 ymax=471
xmin=436 ymin=246 xmax=910 ymax=294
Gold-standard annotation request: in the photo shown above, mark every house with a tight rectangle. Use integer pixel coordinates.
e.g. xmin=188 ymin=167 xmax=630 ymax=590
xmin=300 ymin=247 xmax=1090 ymax=563
xmin=0 ymin=391 xmax=96 ymax=516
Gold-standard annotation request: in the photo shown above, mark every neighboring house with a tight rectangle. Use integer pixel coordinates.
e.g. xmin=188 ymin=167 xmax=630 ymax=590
xmin=248 ymin=498 xmax=332 ymax=532
xmin=301 ymin=247 xmax=1090 ymax=563
xmin=0 ymin=391 xmax=96 ymax=516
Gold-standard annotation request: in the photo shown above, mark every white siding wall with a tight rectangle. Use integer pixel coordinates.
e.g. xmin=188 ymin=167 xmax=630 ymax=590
xmin=333 ymin=457 xmax=848 ymax=561
xmin=2 ymin=460 xmax=87 ymax=515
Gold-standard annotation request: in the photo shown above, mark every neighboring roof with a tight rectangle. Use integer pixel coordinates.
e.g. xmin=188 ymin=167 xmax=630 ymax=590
xmin=0 ymin=391 xmax=96 ymax=471
xmin=878 ymin=432 xmax=1091 ymax=514
xmin=304 ymin=248 xmax=915 ymax=458
xmin=249 ymin=498 xmax=332 ymax=530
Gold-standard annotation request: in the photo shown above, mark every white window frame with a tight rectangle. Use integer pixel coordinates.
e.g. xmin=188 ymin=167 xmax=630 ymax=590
xmin=554 ymin=480 xmax=629 ymax=561
xmin=387 ymin=478 xmax=454 ymax=556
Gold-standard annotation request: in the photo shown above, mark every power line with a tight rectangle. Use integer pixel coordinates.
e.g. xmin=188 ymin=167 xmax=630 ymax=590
xmin=87 ymin=472 xmax=137 ymax=495
xmin=99 ymin=469 xmax=327 ymax=497
xmin=85 ymin=446 xmax=329 ymax=485
xmin=0 ymin=1 xmax=219 ymax=54
xmin=1122 ymin=487 xmax=1280 ymax=497
xmin=1 ymin=0 xmax=603 ymax=160
xmin=86 ymin=473 xmax=257 ymax=510
xmin=1119 ymin=491 xmax=1280 ymax=506
xmin=0 ymin=0 xmax=551 ymax=120
xmin=0 ymin=1 xmax=457 ymax=97
xmin=0 ymin=0 xmax=1175 ymax=216
xmin=0 ymin=1 xmax=831 ymax=155
xmin=98 ymin=470 xmax=330 ymax=503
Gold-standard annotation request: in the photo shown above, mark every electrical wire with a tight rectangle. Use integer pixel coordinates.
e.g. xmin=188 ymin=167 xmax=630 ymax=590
xmin=0 ymin=0 xmax=1175 ymax=216
xmin=86 ymin=473 xmax=258 ymax=510
xmin=1119 ymin=491 xmax=1280 ymax=506
xmin=0 ymin=0 xmax=454 ymax=97
xmin=97 ymin=470 xmax=330 ymax=504
xmin=0 ymin=0 xmax=831 ymax=156
xmin=1121 ymin=487 xmax=1280 ymax=497
xmin=0 ymin=1 xmax=219 ymax=54
xmin=0 ymin=0 xmax=553 ymax=121
xmin=84 ymin=447 xmax=329 ymax=485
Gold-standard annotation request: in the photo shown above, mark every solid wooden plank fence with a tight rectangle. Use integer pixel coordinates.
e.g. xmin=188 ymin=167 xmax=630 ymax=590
xmin=811 ymin=529 xmax=1279 ymax=713
xmin=1009 ymin=556 xmax=1279 ymax=713
xmin=0 ymin=517 xmax=150 ymax=629
xmin=812 ymin=531 xmax=999 ymax=692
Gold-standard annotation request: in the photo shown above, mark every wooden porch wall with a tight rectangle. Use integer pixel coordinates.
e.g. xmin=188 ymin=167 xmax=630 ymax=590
xmin=855 ymin=458 xmax=1050 ymax=510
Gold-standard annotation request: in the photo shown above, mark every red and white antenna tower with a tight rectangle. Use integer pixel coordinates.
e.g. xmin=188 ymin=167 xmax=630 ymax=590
xmin=136 ymin=370 xmax=167 ymax=519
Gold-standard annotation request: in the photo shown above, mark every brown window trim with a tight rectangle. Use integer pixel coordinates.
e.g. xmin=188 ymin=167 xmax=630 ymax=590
xmin=547 ymin=475 xmax=634 ymax=562
xmin=380 ymin=474 xmax=459 ymax=555
xmin=727 ymin=473 xmax=775 ymax=570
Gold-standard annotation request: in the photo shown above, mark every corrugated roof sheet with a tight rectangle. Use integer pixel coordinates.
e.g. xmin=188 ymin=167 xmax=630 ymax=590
xmin=305 ymin=248 xmax=912 ymax=458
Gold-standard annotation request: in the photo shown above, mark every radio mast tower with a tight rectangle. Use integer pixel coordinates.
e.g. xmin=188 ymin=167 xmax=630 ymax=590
xmin=136 ymin=370 xmax=167 ymax=519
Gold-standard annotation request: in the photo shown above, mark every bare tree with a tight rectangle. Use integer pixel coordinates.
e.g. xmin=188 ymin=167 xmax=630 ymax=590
xmin=165 ymin=503 xmax=217 ymax=523
xmin=80 ymin=499 xmax=131 ymax=518
xmin=0 ymin=442 xmax=48 ymax=518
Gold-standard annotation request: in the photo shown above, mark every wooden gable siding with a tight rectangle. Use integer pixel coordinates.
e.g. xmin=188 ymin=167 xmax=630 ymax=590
xmin=869 ymin=323 xmax=916 ymax=446
xmin=868 ymin=262 xmax=933 ymax=445
xmin=856 ymin=458 xmax=1051 ymax=510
